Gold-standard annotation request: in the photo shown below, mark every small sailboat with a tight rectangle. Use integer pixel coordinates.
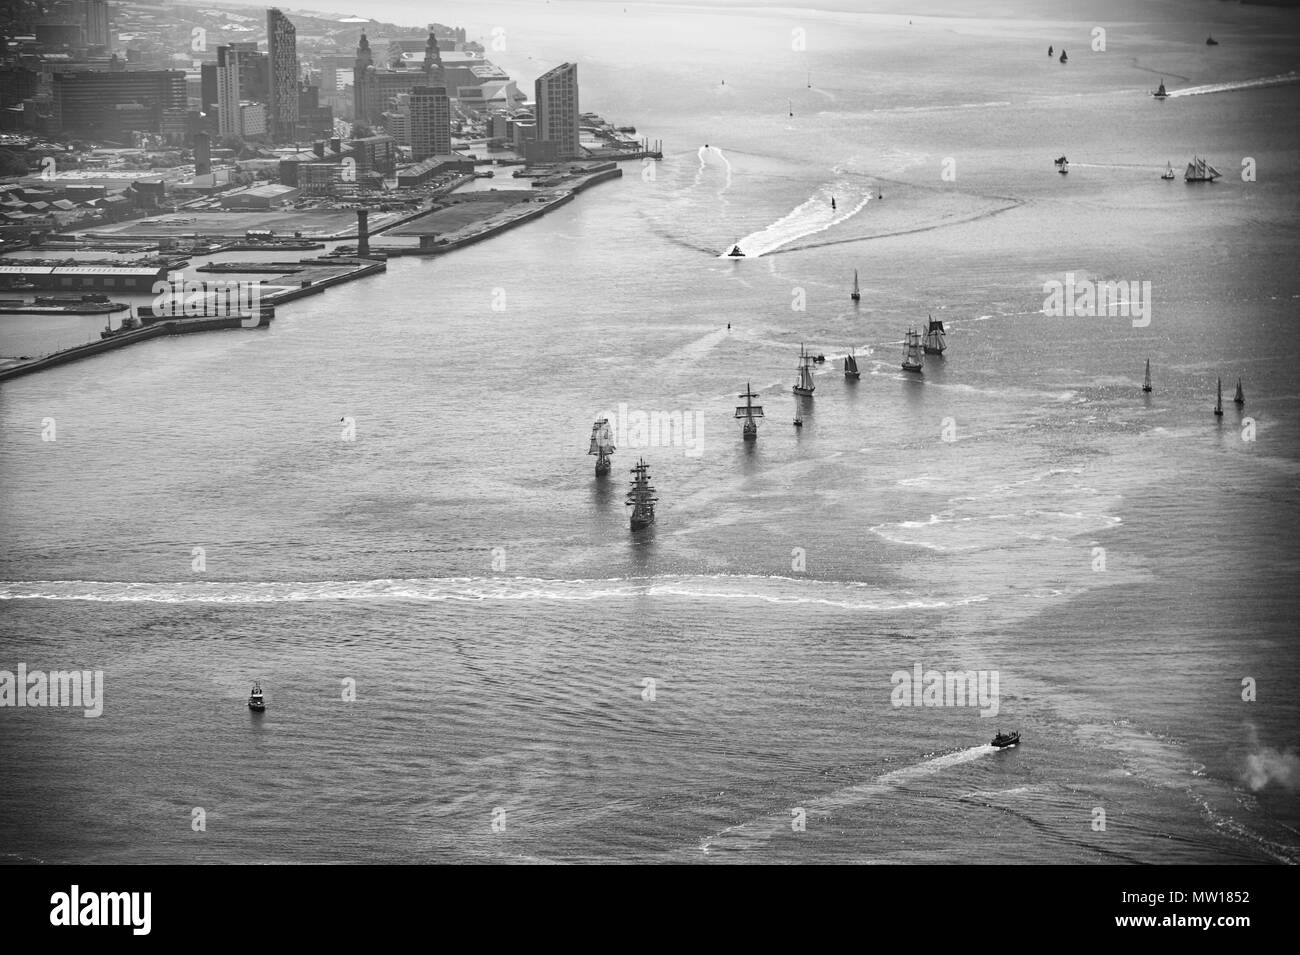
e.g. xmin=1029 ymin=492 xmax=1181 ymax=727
xmin=248 ymin=682 xmax=265 ymax=712
xmin=588 ymin=418 xmax=615 ymax=475
xmin=1048 ymin=45 xmax=1053 ymax=57
xmin=728 ymin=242 xmax=745 ymax=257
xmin=735 ymin=382 xmax=765 ymax=441
xmin=807 ymin=71 xmax=811 ymax=88
xmin=844 ymin=347 xmax=860 ymax=380
xmin=788 ymin=99 xmax=793 ymax=117
xmin=1059 ymin=49 xmax=1068 ymax=63
xmin=1214 ymin=377 xmax=1224 ymax=416
xmin=923 ymin=314 xmax=946 ymax=355
xmin=850 ymin=269 xmax=860 ymax=302
xmin=831 ymin=196 xmax=837 ymax=211
xmin=1142 ymin=358 xmax=1152 ymax=393
xmin=902 ymin=329 xmax=924 ymax=373
xmin=1233 ymin=378 xmax=1244 ymax=406
xmin=1161 ymin=161 xmax=1175 ymax=180
xmin=1153 ymin=79 xmax=1168 ymax=99
xmin=626 ymin=458 xmax=657 ymax=531
xmin=793 ymin=395 xmax=803 ymax=428
xmin=1206 ymin=35 xmax=1218 ymax=46
xmin=1185 ymin=155 xmax=1221 ymax=182
xmin=793 ymin=343 xmax=816 ymax=396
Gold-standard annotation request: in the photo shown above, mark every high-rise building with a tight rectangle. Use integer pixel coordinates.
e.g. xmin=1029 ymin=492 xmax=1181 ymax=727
xmin=534 ymin=62 xmax=580 ymax=160
xmin=52 ymin=70 xmax=186 ymax=135
xmin=409 ymin=85 xmax=450 ymax=160
xmin=216 ymin=44 xmax=268 ymax=139
xmin=266 ymin=8 xmax=299 ymax=142
xmin=79 ymin=0 xmax=110 ymax=47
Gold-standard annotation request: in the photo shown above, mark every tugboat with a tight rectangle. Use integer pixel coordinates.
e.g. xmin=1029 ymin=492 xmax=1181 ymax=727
xmin=1214 ymin=377 xmax=1224 ymax=417
xmin=991 ymin=730 xmax=1020 ymax=749
xmin=100 ymin=311 xmax=141 ymax=339
xmin=248 ymin=682 xmax=266 ymax=712
xmin=901 ymin=329 xmax=924 ymax=373
xmin=1233 ymin=378 xmax=1244 ymax=406
xmin=1185 ymin=155 xmax=1221 ymax=182
xmin=793 ymin=344 xmax=816 ymax=396
xmin=588 ymin=418 xmax=615 ymax=475
xmin=850 ymin=269 xmax=861 ymax=302
xmin=1142 ymin=358 xmax=1152 ymax=393
xmin=923 ymin=314 xmax=946 ymax=355
xmin=728 ymin=243 xmax=745 ymax=257
xmin=626 ymin=458 xmax=657 ymax=531
xmin=843 ymin=346 xmax=860 ymax=380
xmin=1161 ymin=161 xmax=1175 ymax=180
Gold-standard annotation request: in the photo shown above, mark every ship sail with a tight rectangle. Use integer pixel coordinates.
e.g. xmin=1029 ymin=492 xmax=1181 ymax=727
xmin=1142 ymin=358 xmax=1152 ymax=392
xmin=851 ymin=269 xmax=860 ymax=301
xmin=589 ymin=418 xmax=615 ymax=475
xmin=1214 ymin=377 xmax=1223 ymax=415
xmin=902 ymin=329 xmax=924 ymax=372
xmin=1234 ymin=378 xmax=1244 ymax=405
xmin=844 ymin=349 xmax=859 ymax=376
xmin=923 ymin=314 xmax=946 ymax=354
xmin=625 ymin=458 xmax=658 ymax=529
xmin=735 ymin=382 xmax=765 ymax=439
xmin=793 ymin=344 xmax=815 ymax=395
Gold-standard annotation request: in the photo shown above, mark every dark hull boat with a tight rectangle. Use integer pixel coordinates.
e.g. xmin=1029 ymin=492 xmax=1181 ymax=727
xmin=844 ymin=348 xmax=860 ymax=380
xmin=728 ymin=244 xmax=745 ymax=257
xmin=248 ymin=682 xmax=265 ymax=712
xmin=901 ymin=329 xmax=924 ymax=373
xmin=626 ymin=458 xmax=657 ymax=531
xmin=589 ymin=418 xmax=615 ymax=476
xmin=735 ymin=382 xmax=764 ymax=441
xmin=923 ymin=314 xmax=946 ymax=354
xmin=1153 ymin=80 xmax=1168 ymax=99
xmin=991 ymin=730 xmax=1020 ymax=749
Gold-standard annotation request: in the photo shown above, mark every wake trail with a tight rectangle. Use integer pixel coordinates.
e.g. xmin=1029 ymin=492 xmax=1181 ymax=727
xmin=1167 ymin=72 xmax=1300 ymax=97
xmin=698 ymin=746 xmax=994 ymax=854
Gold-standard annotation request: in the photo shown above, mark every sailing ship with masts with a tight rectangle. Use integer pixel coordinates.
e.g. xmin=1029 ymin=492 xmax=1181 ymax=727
xmin=1234 ymin=378 xmax=1244 ymax=406
xmin=735 ymin=382 xmax=765 ymax=440
xmin=901 ymin=329 xmax=924 ymax=372
xmin=1214 ymin=378 xmax=1224 ymax=416
xmin=1185 ymin=156 xmax=1221 ymax=182
xmin=626 ymin=458 xmax=657 ymax=531
xmin=588 ymin=418 xmax=615 ymax=475
xmin=923 ymin=314 xmax=946 ymax=354
xmin=1161 ymin=161 xmax=1175 ymax=180
xmin=1142 ymin=358 xmax=1152 ymax=393
xmin=851 ymin=269 xmax=860 ymax=302
xmin=844 ymin=346 xmax=860 ymax=379
xmin=793 ymin=343 xmax=816 ymax=395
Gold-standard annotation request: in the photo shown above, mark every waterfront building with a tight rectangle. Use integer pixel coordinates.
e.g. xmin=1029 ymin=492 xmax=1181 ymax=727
xmin=266 ymin=8 xmax=300 ymax=143
xmin=409 ymin=85 xmax=451 ymax=161
xmin=535 ymin=62 xmax=580 ymax=160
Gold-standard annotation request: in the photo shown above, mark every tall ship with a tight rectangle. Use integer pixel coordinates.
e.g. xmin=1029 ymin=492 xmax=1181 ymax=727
xmin=1185 ymin=156 xmax=1221 ymax=182
xmin=793 ymin=343 xmax=816 ymax=395
xmin=626 ymin=458 xmax=658 ymax=531
xmin=901 ymin=329 xmax=924 ymax=373
xmin=735 ymin=382 xmax=765 ymax=440
xmin=588 ymin=418 xmax=615 ymax=475
xmin=851 ymin=269 xmax=861 ymax=302
xmin=844 ymin=346 xmax=860 ymax=379
xmin=923 ymin=314 xmax=946 ymax=354
xmin=1142 ymin=358 xmax=1152 ymax=393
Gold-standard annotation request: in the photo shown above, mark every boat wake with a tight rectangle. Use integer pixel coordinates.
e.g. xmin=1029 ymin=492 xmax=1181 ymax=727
xmin=699 ymin=746 xmax=992 ymax=854
xmin=0 ymin=574 xmax=990 ymax=611
xmin=721 ymin=177 xmax=872 ymax=258
xmin=1167 ymin=72 xmax=1300 ymax=97
xmin=694 ymin=144 xmax=732 ymax=195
